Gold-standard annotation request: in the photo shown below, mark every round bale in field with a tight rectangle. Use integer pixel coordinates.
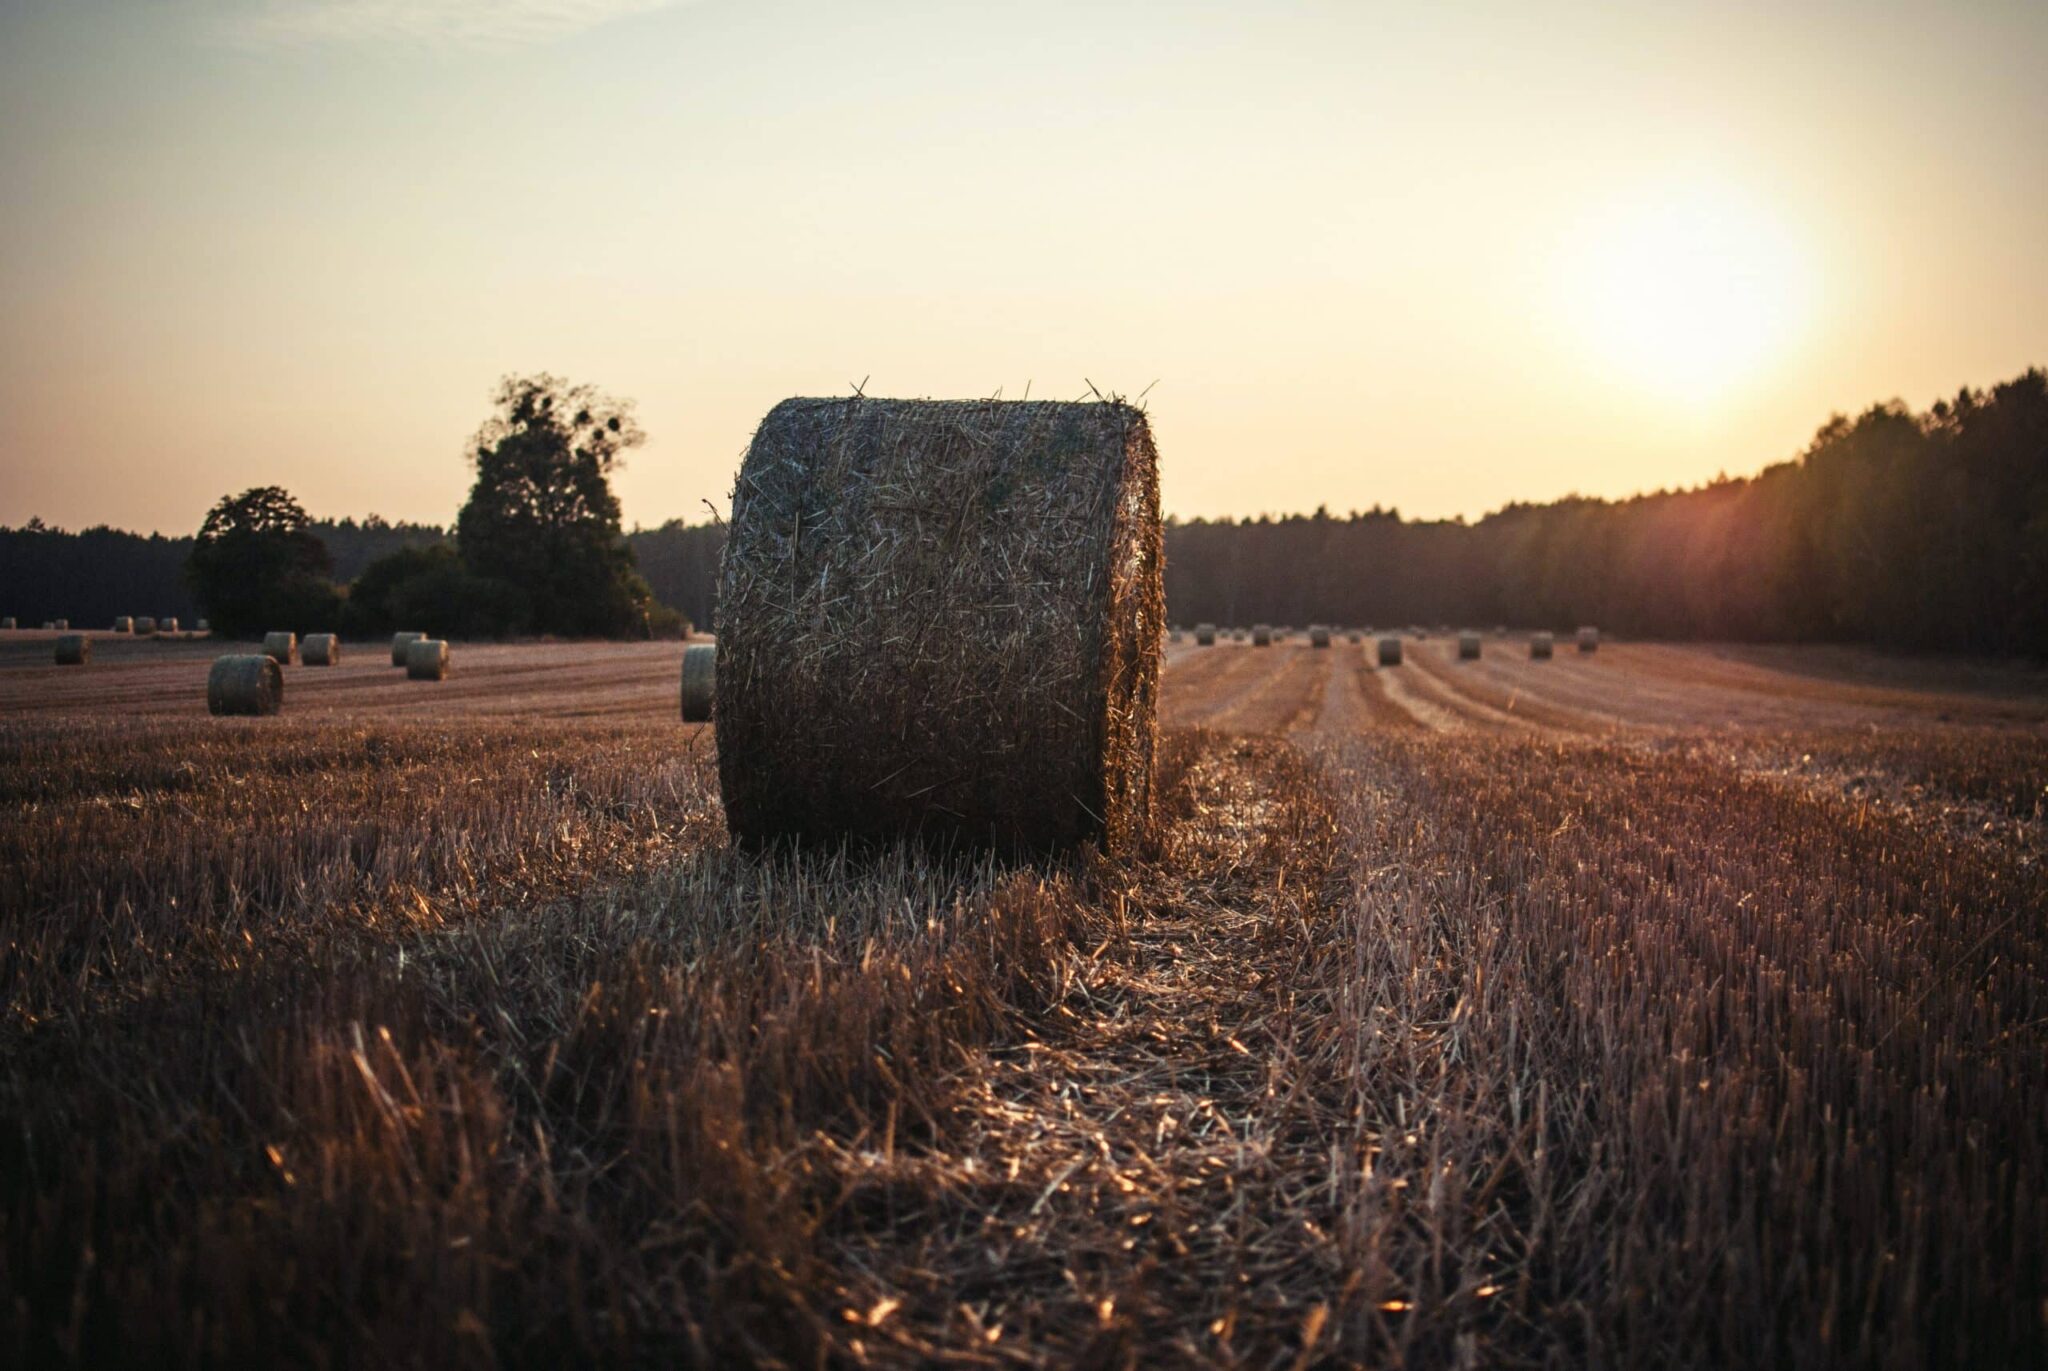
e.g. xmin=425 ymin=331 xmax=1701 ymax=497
xmin=1531 ymin=631 xmax=1555 ymax=660
xmin=1377 ymin=635 xmax=1403 ymax=666
xmin=1194 ymin=623 xmax=1217 ymax=646
xmin=717 ymin=397 xmax=1162 ymax=854
xmin=208 ymin=654 xmax=283 ymax=716
xmin=1252 ymin=624 xmax=1272 ymax=647
xmin=53 ymin=618 xmax=68 ymax=631
xmin=1577 ymin=625 xmax=1600 ymax=653
xmin=113 ymin=616 xmax=133 ymax=633
xmin=0 ymin=618 xmax=15 ymax=631
xmin=390 ymin=631 xmax=425 ymax=666
xmin=54 ymin=634 xmax=90 ymax=665
xmin=680 ymin=643 xmax=716 ymax=721
xmin=303 ymin=633 xmax=341 ymax=666
xmin=262 ymin=631 xmax=296 ymax=664
xmin=159 ymin=617 xmax=179 ymax=635
xmin=1310 ymin=625 xmax=1332 ymax=648
xmin=196 ymin=619 xmax=210 ymax=633
xmin=135 ymin=616 xmax=156 ymax=635
xmin=1458 ymin=631 xmax=1481 ymax=660
xmin=405 ymin=638 xmax=450 ymax=681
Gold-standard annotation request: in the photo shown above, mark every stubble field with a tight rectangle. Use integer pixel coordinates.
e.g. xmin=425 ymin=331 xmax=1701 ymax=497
xmin=3 ymin=631 xmax=2045 ymax=1368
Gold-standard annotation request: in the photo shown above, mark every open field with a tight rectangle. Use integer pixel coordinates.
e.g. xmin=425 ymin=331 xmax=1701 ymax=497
xmin=4 ymin=636 xmax=2046 ymax=1367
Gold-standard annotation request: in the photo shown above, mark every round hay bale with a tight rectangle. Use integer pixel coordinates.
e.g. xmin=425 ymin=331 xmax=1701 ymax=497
xmin=1310 ymin=625 xmax=1332 ymax=648
xmin=1347 ymin=630 xmax=1361 ymax=643
xmin=113 ymin=616 xmax=133 ymax=633
xmin=1194 ymin=623 xmax=1217 ymax=646
xmin=135 ymin=616 xmax=157 ymax=635
xmin=716 ymin=396 xmax=1163 ymax=854
xmin=0 ymin=617 xmax=14 ymax=631
xmin=52 ymin=618 xmax=68 ymax=631
xmin=303 ymin=633 xmax=342 ymax=666
xmin=1531 ymin=631 xmax=1554 ymax=660
xmin=405 ymin=638 xmax=450 ymax=681
xmin=1458 ymin=631 xmax=1481 ymax=660
xmin=1252 ymin=624 xmax=1272 ymax=647
xmin=54 ymin=634 xmax=90 ymax=666
xmin=159 ymin=617 xmax=179 ymax=635
xmin=680 ymin=643 xmax=716 ymax=721
xmin=390 ymin=631 xmax=425 ymax=666
xmin=1377 ymin=636 xmax=1403 ymax=666
xmin=262 ymin=631 xmax=296 ymax=665
xmin=1577 ymin=625 xmax=1600 ymax=653
xmin=197 ymin=619 xmax=211 ymax=633
xmin=207 ymin=654 xmax=283 ymax=716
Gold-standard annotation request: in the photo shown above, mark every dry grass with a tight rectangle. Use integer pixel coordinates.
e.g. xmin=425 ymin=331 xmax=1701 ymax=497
xmin=3 ymin=642 xmax=2045 ymax=1367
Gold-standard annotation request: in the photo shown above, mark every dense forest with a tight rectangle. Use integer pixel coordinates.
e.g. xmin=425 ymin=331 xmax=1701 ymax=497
xmin=5 ymin=368 xmax=2043 ymax=653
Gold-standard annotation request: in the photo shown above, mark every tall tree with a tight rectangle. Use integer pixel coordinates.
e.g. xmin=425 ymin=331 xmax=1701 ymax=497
xmin=456 ymin=374 xmax=655 ymax=636
xmin=185 ymin=486 xmax=340 ymax=635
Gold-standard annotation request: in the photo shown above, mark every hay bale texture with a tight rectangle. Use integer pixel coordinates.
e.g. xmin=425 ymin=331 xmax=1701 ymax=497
xmin=208 ymin=655 xmax=283 ymax=716
xmin=303 ymin=633 xmax=341 ymax=666
xmin=680 ymin=643 xmax=716 ymax=722
xmin=1194 ymin=623 xmax=1217 ymax=646
xmin=1458 ymin=631 xmax=1481 ymax=660
xmin=262 ymin=632 xmax=296 ymax=664
xmin=716 ymin=397 xmax=1163 ymax=854
xmin=1578 ymin=625 xmax=1600 ymax=653
xmin=406 ymin=639 xmax=450 ymax=681
xmin=1531 ymin=631 xmax=1554 ymax=660
xmin=54 ymin=634 xmax=90 ymax=666
xmin=391 ymin=631 xmax=425 ymax=666
xmin=1377 ymin=636 xmax=1403 ymax=666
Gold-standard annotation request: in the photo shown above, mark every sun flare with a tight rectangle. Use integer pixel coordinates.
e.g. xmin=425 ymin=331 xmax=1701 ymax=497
xmin=1557 ymin=184 xmax=1814 ymax=407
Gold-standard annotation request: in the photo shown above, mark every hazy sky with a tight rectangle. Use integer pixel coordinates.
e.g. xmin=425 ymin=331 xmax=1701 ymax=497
xmin=2 ymin=0 xmax=2044 ymax=535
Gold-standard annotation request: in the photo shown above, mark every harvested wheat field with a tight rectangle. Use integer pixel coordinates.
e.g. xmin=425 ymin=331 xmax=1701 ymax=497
xmin=4 ymin=635 xmax=2046 ymax=1368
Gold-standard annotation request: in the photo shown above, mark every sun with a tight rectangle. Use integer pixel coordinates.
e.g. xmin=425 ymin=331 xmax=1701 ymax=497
xmin=1556 ymin=183 xmax=1814 ymax=407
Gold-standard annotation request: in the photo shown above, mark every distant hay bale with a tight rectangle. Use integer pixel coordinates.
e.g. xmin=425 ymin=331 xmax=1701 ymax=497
xmin=52 ymin=618 xmax=68 ymax=631
xmin=716 ymin=396 xmax=1163 ymax=854
xmin=302 ymin=633 xmax=341 ymax=666
xmin=390 ymin=631 xmax=425 ymax=666
xmin=1195 ymin=623 xmax=1217 ymax=646
xmin=159 ymin=617 xmax=179 ymax=635
xmin=1496 ymin=625 xmax=1508 ymax=637
xmin=207 ymin=654 xmax=283 ymax=716
xmin=1577 ymin=625 xmax=1600 ymax=653
xmin=1377 ymin=636 xmax=1403 ymax=666
xmin=113 ymin=616 xmax=133 ymax=633
xmin=54 ymin=634 xmax=90 ymax=666
xmin=135 ymin=616 xmax=157 ymax=635
xmin=196 ymin=619 xmax=210 ymax=633
xmin=262 ymin=631 xmax=297 ymax=665
xmin=1347 ymin=630 xmax=1361 ymax=643
xmin=1530 ymin=631 xmax=1554 ymax=660
xmin=1252 ymin=624 xmax=1272 ymax=647
xmin=405 ymin=638 xmax=450 ymax=681
xmin=1458 ymin=631 xmax=1481 ymax=660
xmin=680 ymin=643 xmax=716 ymax=721
xmin=1310 ymin=625 xmax=1332 ymax=648
xmin=0 ymin=617 xmax=14 ymax=631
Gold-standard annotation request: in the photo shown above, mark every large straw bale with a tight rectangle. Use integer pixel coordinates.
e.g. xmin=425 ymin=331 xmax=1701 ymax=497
xmin=159 ymin=617 xmax=179 ymax=635
xmin=1252 ymin=624 xmax=1272 ymax=647
xmin=1530 ymin=631 xmax=1554 ymax=659
xmin=302 ymin=633 xmax=341 ymax=666
xmin=1377 ymin=636 xmax=1403 ymax=666
xmin=716 ymin=396 xmax=1162 ymax=854
xmin=262 ymin=631 xmax=296 ymax=665
xmin=406 ymin=638 xmax=450 ymax=681
xmin=113 ymin=616 xmax=133 ymax=633
xmin=1310 ymin=625 xmax=1332 ymax=648
xmin=207 ymin=655 xmax=283 ymax=716
xmin=135 ymin=616 xmax=157 ymax=635
xmin=1577 ymin=625 xmax=1600 ymax=653
xmin=54 ymin=634 xmax=90 ymax=666
xmin=680 ymin=643 xmax=716 ymax=721
xmin=1458 ymin=631 xmax=1481 ymax=660
xmin=390 ymin=631 xmax=425 ymax=666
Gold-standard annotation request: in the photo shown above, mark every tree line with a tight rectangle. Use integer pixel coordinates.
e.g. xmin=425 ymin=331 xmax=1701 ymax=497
xmin=5 ymin=367 xmax=2042 ymax=652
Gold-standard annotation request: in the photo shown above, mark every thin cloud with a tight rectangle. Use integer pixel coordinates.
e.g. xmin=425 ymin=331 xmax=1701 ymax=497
xmin=221 ymin=0 xmax=687 ymax=51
